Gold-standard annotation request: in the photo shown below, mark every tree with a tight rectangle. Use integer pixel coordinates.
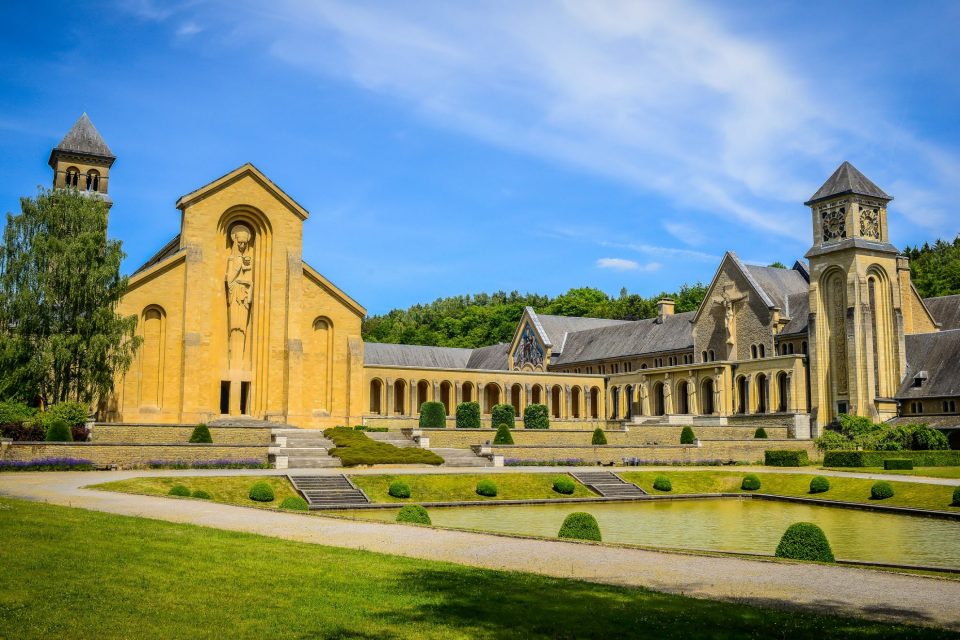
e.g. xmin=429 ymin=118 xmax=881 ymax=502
xmin=0 ymin=188 xmax=140 ymax=406
xmin=769 ymin=261 xmax=787 ymax=269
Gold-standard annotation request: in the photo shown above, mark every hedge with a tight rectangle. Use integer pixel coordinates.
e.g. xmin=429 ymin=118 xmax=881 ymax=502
xmin=953 ymin=485 xmax=960 ymax=506
xmin=189 ymin=423 xmax=212 ymax=443
xmin=524 ymin=404 xmax=550 ymax=429
xmin=741 ymin=474 xmax=761 ymax=491
xmin=823 ymin=450 xmax=960 ymax=468
xmin=775 ymin=522 xmax=834 ymax=562
xmin=419 ymin=402 xmax=447 ymax=428
xmin=764 ymin=450 xmax=809 ymax=467
xmin=476 ymin=479 xmax=498 ymax=497
xmin=44 ymin=419 xmax=73 ymax=442
xmin=388 ymin=480 xmax=411 ymax=499
xmin=653 ymin=475 xmax=672 ymax=492
xmin=680 ymin=426 xmax=696 ymax=444
xmin=809 ymin=476 xmax=830 ymax=494
xmin=249 ymin=481 xmax=275 ymax=502
xmin=553 ymin=476 xmax=576 ymax=495
xmin=493 ymin=424 xmax=514 ymax=445
xmin=870 ymin=481 xmax=894 ymax=500
xmin=754 ymin=427 xmax=768 ymax=439
xmin=456 ymin=402 xmax=481 ymax=429
xmin=591 ymin=428 xmax=608 ymax=445
xmin=883 ymin=458 xmax=913 ymax=471
xmin=168 ymin=484 xmax=190 ymax=497
xmin=280 ymin=496 xmax=310 ymax=511
xmin=491 ymin=404 xmax=515 ymax=429
xmin=558 ymin=512 xmax=602 ymax=542
xmin=191 ymin=489 xmax=211 ymax=499
xmin=397 ymin=505 xmax=431 ymax=525
xmin=324 ymin=427 xmax=444 ymax=466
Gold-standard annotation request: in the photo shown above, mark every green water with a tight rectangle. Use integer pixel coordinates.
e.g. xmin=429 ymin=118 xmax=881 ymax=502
xmin=334 ymin=498 xmax=960 ymax=569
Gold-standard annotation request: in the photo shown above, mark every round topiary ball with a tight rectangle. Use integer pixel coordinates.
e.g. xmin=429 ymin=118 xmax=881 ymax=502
xmin=754 ymin=427 xmax=768 ymax=439
xmin=741 ymin=474 xmax=761 ymax=491
xmin=953 ymin=485 xmax=960 ymax=507
xmin=397 ymin=504 xmax=431 ymax=525
xmin=249 ymin=481 xmax=275 ymax=502
xmin=168 ymin=484 xmax=190 ymax=497
xmin=280 ymin=496 xmax=309 ymax=511
xmin=44 ymin=419 xmax=73 ymax=442
xmin=558 ymin=512 xmax=602 ymax=541
xmin=809 ymin=476 xmax=831 ymax=494
xmin=653 ymin=475 xmax=672 ymax=492
xmin=553 ymin=476 xmax=576 ymax=495
xmin=476 ymin=479 xmax=498 ymax=497
xmin=871 ymin=481 xmax=894 ymax=500
xmin=389 ymin=480 xmax=411 ymax=499
xmin=191 ymin=489 xmax=211 ymax=499
xmin=775 ymin=522 xmax=835 ymax=562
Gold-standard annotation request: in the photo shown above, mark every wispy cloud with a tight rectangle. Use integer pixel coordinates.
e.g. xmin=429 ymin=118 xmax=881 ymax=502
xmin=176 ymin=22 xmax=203 ymax=37
xmin=596 ymin=257 xmax=662 ymax=272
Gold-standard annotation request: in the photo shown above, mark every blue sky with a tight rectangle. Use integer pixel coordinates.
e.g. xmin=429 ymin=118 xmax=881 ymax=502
xmin=1 ymin=1 xmax=959 ymax=315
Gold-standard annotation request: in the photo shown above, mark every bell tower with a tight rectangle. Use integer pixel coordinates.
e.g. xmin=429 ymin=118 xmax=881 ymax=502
xmin=49 ymin=113 xmax=115 ymax=209
xmin=805 ymin=161 xmax=905 ymax=430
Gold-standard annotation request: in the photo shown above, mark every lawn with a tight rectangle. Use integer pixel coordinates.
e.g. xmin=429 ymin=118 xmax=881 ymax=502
xmin=350 ymin=472 xmax=596 ymax=503
xmin=0 ymin=497 xmax=953 ymax=639
xmin=89 ymin=475 xmax=300 ymax=510
xmin=823 ymin=467 xmax=960 ymax=480
xmin=620 ymin=470 xmax=960 ymax=512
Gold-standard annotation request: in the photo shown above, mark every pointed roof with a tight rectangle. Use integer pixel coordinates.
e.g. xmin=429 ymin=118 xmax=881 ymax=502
xmin=49 ymin=113 xmax=114 ymax=166
xmin=175 ymin=163 xmax=309 ymax=221
xmin=804 ymin=161 xmax=891 ymax=206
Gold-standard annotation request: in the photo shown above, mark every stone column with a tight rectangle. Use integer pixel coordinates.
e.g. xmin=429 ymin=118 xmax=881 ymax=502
xmin=409 ymin=379 xmax=417 ymax=416
xmin=385 ymin=378 xmax=394 ymax=417
xmin=455 ymin=381 xmax=462 ymax=406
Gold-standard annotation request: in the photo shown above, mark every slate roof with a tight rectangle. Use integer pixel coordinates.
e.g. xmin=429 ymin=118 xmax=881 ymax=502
xmin=923 ymin=294 xmax=960 ymax=331
xmin=132 ymin=235 xmax=182 ymax=276
xmin=778 ymin=292 xmax=810 ymax=336
xmin=805 ymin=161 xmax=891 ymax=205
xmin=743 ymin=264 xmax=809 ymax=312
xmin=896 ymin=329 xmax=960 ymax=399
xmin=465 ymin=343 xmax=510 ymax=370
xmin=886 ymin=415 xmax=960 ymax=430
xmin=50 ymin=113 xmax=114 ymax=162
xmin=533 ymin=313 xmax=630 ymax=349
xmin=364 ymin=342 xmax=473 ymax=369
xmin=553 ymin=311 xmax=695 ymax=365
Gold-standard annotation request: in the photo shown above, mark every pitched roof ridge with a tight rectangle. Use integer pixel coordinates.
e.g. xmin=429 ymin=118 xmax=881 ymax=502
xmin=805 ymin=160 xmax=892 ymax=205
xmin=53 ymin=112 xmax=114 ymax=158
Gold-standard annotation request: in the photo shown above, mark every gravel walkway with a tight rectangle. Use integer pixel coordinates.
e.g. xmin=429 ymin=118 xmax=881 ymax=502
xmin=2 ymin=469 xmax=960 ymax=631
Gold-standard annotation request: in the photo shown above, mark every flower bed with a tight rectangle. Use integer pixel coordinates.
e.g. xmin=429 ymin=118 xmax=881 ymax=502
xmin=142 ymin=459 xmax=269 ymax=470
xmin=0 ymin=457 xmax=94 ymax=471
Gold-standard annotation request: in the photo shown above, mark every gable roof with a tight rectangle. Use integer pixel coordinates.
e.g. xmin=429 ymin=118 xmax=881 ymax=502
xmin=805 ymin=161 xmax=892 ymax=206
xmin=465 ymin=343 xmax=510 ymax=370
xmin=553 ymin=311 xmax=695 ymax=365
xmin=175 ymin=163 xmax=309 ymax=221
xmin=533 ymin=311 xmax=630 ymax=349
xmin=923 ymin=294 xmax=960 ymax=331
xmin=133 ymin=235 xmax=183 ymax=276
xmin=897 ymin=329 xmax=960 ymax=399
xmin=778 ymin=292 xmax=810 ymax=336
xmin=49 ymin=113 xmax=115 ymax=167
xmin=364 ymin=343 xmax=473 ymax=369
xmin=743 ymin=263 xmax=809 ymax=312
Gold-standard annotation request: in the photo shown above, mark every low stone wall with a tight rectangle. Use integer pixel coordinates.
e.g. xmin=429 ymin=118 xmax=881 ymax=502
xmin=1 ymin=442 xmax=267 ymax=468
xmin=91 ymin=424 xmax=272 ymax=446
xmin=492 ymin=440 xmax=819 ymax=464
xmin=422 ymin=425 xmax=789 ymax=448
xmin=363 ymin=416 xmax=611 ymax=431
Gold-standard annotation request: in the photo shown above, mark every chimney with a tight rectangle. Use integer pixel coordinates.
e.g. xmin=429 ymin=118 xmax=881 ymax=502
xmin=657 ymin=299 xmax=675 ymax=324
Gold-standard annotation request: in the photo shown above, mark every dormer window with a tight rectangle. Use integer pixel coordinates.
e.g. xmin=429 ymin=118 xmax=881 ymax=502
xmin=912 ymin=371 xmax=928 ymax=388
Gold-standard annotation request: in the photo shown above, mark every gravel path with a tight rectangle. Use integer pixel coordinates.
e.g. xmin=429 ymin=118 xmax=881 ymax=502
xmin=3 ymin=469 xmax=960 ymax=631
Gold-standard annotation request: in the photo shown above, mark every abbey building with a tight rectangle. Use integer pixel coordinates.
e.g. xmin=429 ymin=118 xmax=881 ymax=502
xmin=50 ymin=115 xmax=960 ymax=442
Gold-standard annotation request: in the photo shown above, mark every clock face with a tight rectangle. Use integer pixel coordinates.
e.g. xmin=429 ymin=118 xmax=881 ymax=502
xmin=821 ymin=207 xmax=846 ymax=241
xmin=860 ymin=208 xmax=880 ymax=239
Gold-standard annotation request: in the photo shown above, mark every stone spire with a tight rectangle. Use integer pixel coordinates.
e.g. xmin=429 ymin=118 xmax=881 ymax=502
xmin=804 ymin=161 xmax=891 ymax=206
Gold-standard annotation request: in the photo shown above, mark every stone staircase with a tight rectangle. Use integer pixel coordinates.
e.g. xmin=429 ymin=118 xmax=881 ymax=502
xmin=270 ymin=428 xmax=342 ymax=469
xmin=431 ymin=447 xmax=493 ymax=467
xmin=288 ymin=474 xmax=370 ymax=509
xmin=570 ymin=471 xmax=647 ymax=498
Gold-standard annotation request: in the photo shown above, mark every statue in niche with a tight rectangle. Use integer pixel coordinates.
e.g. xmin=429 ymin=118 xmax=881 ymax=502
xmin=712 ymin=286 xmax=747 ymax=346
xmin=225 ymin=224 xmax=253 ymax=369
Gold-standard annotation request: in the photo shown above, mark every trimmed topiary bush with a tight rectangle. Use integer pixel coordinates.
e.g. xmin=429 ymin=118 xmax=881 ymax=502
xmin=493 ymin=423 xmax=514 ymax=445
xmin=168 ymin=484 xmax=190 ymax=497
xmin=883 ymin=458 xmax=913 ymax=470
xmin=280 ymin=496 xmax=309 ymax=511
xmin=476 ymin=479 xmax=498 ymax=497
xmin=680 ymin=426 xmax=696 ymax=444
xmin=191 ymin=489 xmax=211 ymax=499
xmin=456 ymin=402 xmax=481 ymax=429
xmin=754 ymin=427 xmax=768 ymax=439
xmin=419 ymin=401 xmax=447 ymax=428
xmin=44 ymin=419 xmax=73 ymax=442
xmin=189 ymin=423 xmax=212 ymax=443
xmin=491 ymin=404 xmax=515 ymax=429
xmin=248 ymin=481 xmax=275 ymax=502
xmin=775 ymin=522 xmax=835 ymax=562
xmin=553 ymin=476 xmax=576 ymax=495
xmin=870 ymin=481 xmax=894 ymax=500
xmin=953 ymin=485 xmax=960 ymax=506
xmin=591 ymin=427 xmax=607 ymax=445
xmin=764 ymin=450 xmax=809 ymax=467
xmin=388 ymin=480 xmax=411 ymax=499
xmin=741 ymin=474 xmax=761 ymax=491
xmin=809 ymin=476 xmax=831 ymax=494
xmin=523 ymin=403 xmax=550 ymax=429
xmin=397 ymin=504 xmax=431 ymax=525
xmin=652 ymin=475 xmax=672 ymax=492
xmin=558 ymin=512 xmax=602 ymax=541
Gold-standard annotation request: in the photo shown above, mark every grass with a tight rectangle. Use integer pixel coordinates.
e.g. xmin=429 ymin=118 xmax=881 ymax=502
xmin=90 ymin=475 xmax=300 ymax=509
xmin=351 ymin=472 xmax=596 ymax=503
xmin=324 ymin=426 xmax=444 ymax=466
xmin=620 ymin=470 xmax=960 ymax=512
xmin=0 ymin=496 xmax=953 ymax=639
xmin=823 ymin=467 xmax=960 ymax=480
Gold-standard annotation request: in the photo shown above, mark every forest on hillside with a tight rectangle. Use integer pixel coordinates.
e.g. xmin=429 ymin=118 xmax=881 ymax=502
xmin=903 ymin=235 xmax=960 ymax=299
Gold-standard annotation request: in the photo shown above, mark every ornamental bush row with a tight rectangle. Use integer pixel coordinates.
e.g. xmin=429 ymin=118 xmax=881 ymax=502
xmin=764 ymin=450 xmax=810 ymax=467
xmin=823 ymin=450 xmax=960 ymax=468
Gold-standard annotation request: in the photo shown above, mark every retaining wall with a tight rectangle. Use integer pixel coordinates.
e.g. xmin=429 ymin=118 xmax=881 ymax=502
xmin=492 ymin=440 xmax=819 ymax=464
xmin=1 ymin=442 xmax=268 ymax=468
xmin=363 ymin=416 xmax=612 ymax=431
xmin=91 ymin=424 xmax=271 ymax=446
xmin=422 ymin=425 xmax=789 ymax=448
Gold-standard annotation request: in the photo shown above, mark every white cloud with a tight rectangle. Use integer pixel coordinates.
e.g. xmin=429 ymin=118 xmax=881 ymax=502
xmin=596 ymin=258 xmax=660 ymax=272
xmin=177 ymin=22 xmax=203 ymax=37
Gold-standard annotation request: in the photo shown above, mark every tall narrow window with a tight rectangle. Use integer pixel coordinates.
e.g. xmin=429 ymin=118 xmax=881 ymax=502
xmin=240 ymin=382 xmax=250 ymax=415
xmin=220 ymin=382 xmax=230 ymax=414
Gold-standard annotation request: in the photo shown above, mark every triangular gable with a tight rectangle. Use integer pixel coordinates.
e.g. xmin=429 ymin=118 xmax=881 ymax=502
xmin=303 ymin=262 xmax=367 ymax=319
xmin=175 ymin=163 xmax=309 ymax=221
xmin=508 ymin=307 xmax=549 ymax=370
xmin=693 ymin=252 xmax=774 ymax=323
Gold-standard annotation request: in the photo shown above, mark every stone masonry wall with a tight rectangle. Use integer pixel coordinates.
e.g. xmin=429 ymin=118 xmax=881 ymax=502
xmin=91 ymin=424 xmax=271 ymax=445
xmin=1 ymin=443 xmax=267 ymax=468
xmin=423 ymin=426 xmax=789 ymax=448
xmin=493 ymin=440 xmax=819 ymax=464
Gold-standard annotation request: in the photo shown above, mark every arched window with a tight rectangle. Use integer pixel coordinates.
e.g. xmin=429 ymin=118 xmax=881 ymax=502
xmin=700 ymin=378 xmax=715 ymax=415
xmin=751 ymin=345 xmax=758 ymax=359
xmin=759 ymin=344 xmax=765 ymax=358
xmin=85 ymin=170 xmax=100 ymax=191
xmin=369 ymin=379 xmax=383 ymax=414
xmin=708 ymin=349 xmax=715 ymax=362
xmin=65 ymin=167 xmax=80 ymax=188
xmin=801 ymin=341 xmax=808 ymax=355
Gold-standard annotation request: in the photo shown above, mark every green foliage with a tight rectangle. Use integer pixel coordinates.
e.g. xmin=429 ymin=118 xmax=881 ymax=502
xmin=552 ymin=476 xmax=576 ymax=495
xmin=775 ymin=522 xmax=835 ymax=563
xmin=870 ymin=481 xmax=894 ymax=500
xmin=248 ymin=481 xmax=275 ymax=502
xmin=558 ymin=512 xmax=602 ymax=542
xmin=523 ymin=404 xmax=550 ymax=429
xmin=43 ymin=419 xmax=72 ymax=442
xmin=189 ymin=424 xmax=212 ymax=443
xmin=455 ymin=402 xmax=481 ymax=429
xmin=279 ymin=497 xmax=309 ymax=511
xmin=680 ymin=426 xmax=696 ymax=444
xmin=953 ymin=485 xmax=960 ymax=506
xmin=902 ymin=235 xmax=960 ymax=298
xmin=764 ymin=450 xmax=809 ymax=467
xmin=809 ymin=476 xmax=831 ymax=494
xmin=396 ymin=504 xmax=431 ymax=525
xmin=0 ymin=188 xmax=140 ymax=405
xmin=753 ymin=427 xmax=768 ymax=439
xmin=493 ymin=423 xmax=514 ymax=445
xmin=653 ymin=475 xmax=672 ymax=492
xmin=36 ymin=401 xmax=89 ymax=430
xmin=191 ymin=489 xmax=211 ymax=500
xmin=388 ymin=481 xmax=411 ymax=499
xmin=740 ymin=474 xmax=761 ymax=491
xmin=475 ymin=479 xmax=498 ymax=497
xmin=817 ymin=418 xmax=948 ymax=453
xmin=418 ymin=402 xmax=446 ymax=428
xmin=591 ymin=427 xmax=607 ymax=445
xmin=814 ymin=430 xmax=851 ymax=452
xmin=884 ymin=459 xmax=914 ymax=471
xmin=168 ymin=484 xmax=190 ymax=497
xmin=823 ymin=450 xmax=960 ymax=467
xmin=768 ymin=261 xmax=788 ymax=269
xmin=0 ymin=400 xmax=35 ymax=425
xmin=490 ymin=404 xmax=515 ymax=429
xmin=875 ymin=423 xmax=949 ymax=451
xmin=323 ymin=427 xmax=444 ymax=466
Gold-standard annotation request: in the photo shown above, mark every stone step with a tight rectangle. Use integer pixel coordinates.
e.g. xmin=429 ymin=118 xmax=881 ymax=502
xmin=288 ymin=473 xmax=371 ymax=507
xmin=569 ymin=471 xmax=647 ymax=497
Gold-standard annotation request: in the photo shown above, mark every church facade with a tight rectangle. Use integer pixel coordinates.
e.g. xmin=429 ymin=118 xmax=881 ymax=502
xmin=49 ymin=115 xmax=960 ymax=439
